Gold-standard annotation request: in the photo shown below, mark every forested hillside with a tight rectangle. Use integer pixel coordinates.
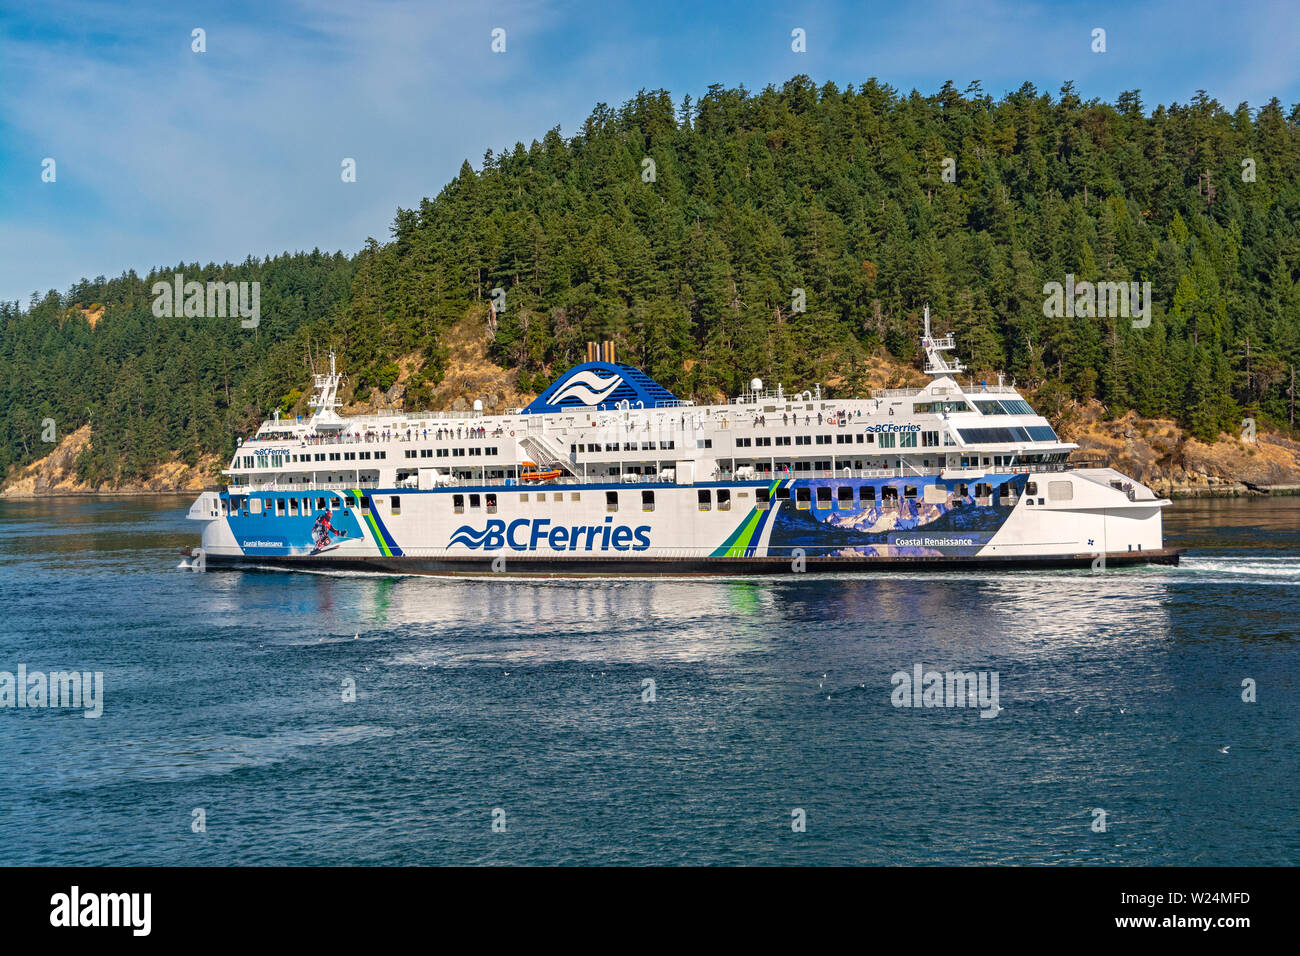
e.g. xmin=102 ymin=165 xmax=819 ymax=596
xmin=3 ymin=75 xmax=1299 ymax=487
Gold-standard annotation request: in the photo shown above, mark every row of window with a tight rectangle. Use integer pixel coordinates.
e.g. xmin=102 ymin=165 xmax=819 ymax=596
xmin=448 ymin=488 xmax=741 ymax=514
xmin=404 ymin=447 xmax=500 ymax=459
xmin=239 ymin=450 xmax=389 ymax=469
xmin=572 ymin=441 xmax=682 ymax=452
xmin=227 ymin=494 xmax=401 ymax=517
xmin=754 ymin=482 xmax=1015 ymax=510
xmin=972 ymin=399 xmax=1036 ymax=416
xmin=957 ymin=425 xmax=1058 ymax=444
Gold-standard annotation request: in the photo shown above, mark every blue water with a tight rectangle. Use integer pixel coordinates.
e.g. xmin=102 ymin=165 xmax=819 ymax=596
xmin=0 ymin=495 xmax=1296 ymax=865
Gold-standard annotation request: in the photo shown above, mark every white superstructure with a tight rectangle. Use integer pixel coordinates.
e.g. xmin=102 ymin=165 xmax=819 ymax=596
xmin=187 ymin=316 xmax=1178 ymax=573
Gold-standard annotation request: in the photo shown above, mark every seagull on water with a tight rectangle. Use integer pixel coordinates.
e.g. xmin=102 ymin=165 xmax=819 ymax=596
xmin=1218 ymin=745 xmax=1231 ymax=754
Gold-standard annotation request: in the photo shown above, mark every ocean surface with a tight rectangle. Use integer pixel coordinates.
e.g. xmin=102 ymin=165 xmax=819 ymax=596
xmin=0 ymin=494 xmax=1296 ymax=866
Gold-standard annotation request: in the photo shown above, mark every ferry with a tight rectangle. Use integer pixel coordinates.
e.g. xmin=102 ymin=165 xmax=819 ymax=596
xmin=185 ymin=309 xmax=1181 ymax=574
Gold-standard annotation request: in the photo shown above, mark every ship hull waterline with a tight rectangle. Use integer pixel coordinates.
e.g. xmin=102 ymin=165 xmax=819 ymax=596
xmin=188 ymin=547 xmax=1183 ymax=577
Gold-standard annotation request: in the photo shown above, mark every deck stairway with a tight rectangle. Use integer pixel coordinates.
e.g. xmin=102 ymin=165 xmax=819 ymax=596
xmin=517 ymin=433 xmax=580 ymax=477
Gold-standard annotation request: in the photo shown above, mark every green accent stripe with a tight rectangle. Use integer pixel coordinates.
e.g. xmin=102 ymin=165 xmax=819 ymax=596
xmin=352 ymin=489 xmax=394 ymax=557
xmin=711 ymin=480 xmax=781 ymax=558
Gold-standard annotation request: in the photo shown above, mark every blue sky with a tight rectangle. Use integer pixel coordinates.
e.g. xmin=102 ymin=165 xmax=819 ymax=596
xmin=1 ymin=0 xmax=1298 ymax=305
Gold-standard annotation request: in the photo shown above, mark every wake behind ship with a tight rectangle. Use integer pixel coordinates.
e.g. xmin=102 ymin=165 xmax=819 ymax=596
xmin=186 ymin=311 xmax=1181 ymax=574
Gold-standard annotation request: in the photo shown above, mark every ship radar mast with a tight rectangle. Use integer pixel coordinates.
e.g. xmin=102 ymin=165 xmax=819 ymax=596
xmin=308 ymin=350 xmax=345 ymax=429
xmin=921 ymin=304 xmax=967 ymax=377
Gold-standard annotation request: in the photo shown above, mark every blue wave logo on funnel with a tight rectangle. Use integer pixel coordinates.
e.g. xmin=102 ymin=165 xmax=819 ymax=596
xmin=549 ymin=369 xmax=623 ymax=406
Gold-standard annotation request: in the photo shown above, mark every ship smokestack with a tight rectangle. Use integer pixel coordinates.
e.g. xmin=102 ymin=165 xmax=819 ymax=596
xmin=602 ymin=340 xmax=615 ymax=363
xmin=586 ymin=341 xmax=598 ymax=362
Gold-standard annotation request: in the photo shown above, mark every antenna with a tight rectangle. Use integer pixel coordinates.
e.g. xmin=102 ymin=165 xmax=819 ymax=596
xmin=921 ymin=303 xmax=967 ymax=377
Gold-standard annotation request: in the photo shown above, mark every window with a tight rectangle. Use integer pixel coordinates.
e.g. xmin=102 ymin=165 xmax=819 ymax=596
xmin=1025 ymin=481 xmax=1038 ymax=496
xmin=815 ymin=434 xmax=832 ymax=445
xmin=717 ymin=489 xmax=731 ymax=511
xmin=453 ymin=494 xmax=465 ymax=514
xmin=569 ymin=493 xmax=581 ymax=502
xmin=795 ymin=487 xmax=811 ymax=510
xmin=359 ymin=496 xmax=371 ymax=513
xmin=922 ymin=431 xmax=939 ymax=447
xmin=275 ymin=498 xmax=286 ymax=515
xmin=958 ymin=426 xmax=1034 ymax=444
xmin=469 ymin=494 xmax=481 ymax=509
xmin=519 ymin=493 xmax=529 ymax=503
xmin=837 ymin=486 xmax=853 ymax=508
xmin=486 ymin=493 xmax=497 ymax=513
xmin=1048 ymin=480 xmax=1073 ymax=501
xmin=316 ymin=497 xmax=327 ymax=511
xmin=859 ymin=486 xmax=876 ymax=505
xmin=879 ymin=433 xmax=896 ymax=449
xmin=391 ymin=496 xmax=401 ymax=515
xmin=900 ymin=432 xmax=918 ymax=448
xmin=250 ymin=498 xmax=263 ymax=515
xmin=698 ymin=489 xmax=712 ymax=511
xmin=736 ymin=437 xmax=752 ymax=447
xmin=288 ymin=498 xmax=299 ymax=516
xmin=606 ymin=491 xmax=618 ymax=512
xmin=796 ymin=435 xmax=811 ymax=446
xmin=904 ymin=485 xmax=917 ymax=499
xmin=816 ymin=487 xmax=831 ymax=509
xmin=642 ymin=490 xmax=655 ymax=512
xmin=757 ymin=488 xmax=771 ymax=510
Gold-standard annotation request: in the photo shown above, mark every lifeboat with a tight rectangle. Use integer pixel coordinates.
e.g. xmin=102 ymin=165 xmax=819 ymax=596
xmin=519 ymin=461 xmax=562 ymax=482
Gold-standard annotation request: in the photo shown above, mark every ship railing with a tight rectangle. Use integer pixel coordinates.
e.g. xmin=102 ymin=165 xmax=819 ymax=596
xmin=227 ymin=480 xmax=382 ymax=493
xmin=244 ymin=428 xmax=509 ymax=447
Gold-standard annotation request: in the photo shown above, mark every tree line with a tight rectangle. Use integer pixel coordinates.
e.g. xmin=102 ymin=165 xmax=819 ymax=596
xmin=3 ymin=75 xmax=1299 ymax=484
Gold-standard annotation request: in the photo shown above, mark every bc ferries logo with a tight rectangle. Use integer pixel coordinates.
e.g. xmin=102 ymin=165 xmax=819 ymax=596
xmin=549 ymin=369 xmax=623 ymax=406
xmin=450 ymin=517 xmax=651 ymax=552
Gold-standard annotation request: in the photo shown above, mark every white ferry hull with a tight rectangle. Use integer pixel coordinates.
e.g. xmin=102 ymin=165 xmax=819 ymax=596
xmin=190 ymin=469 xmax=1180 ymax=575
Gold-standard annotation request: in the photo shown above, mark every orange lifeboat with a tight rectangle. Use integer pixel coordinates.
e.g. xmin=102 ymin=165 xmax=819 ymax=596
xmin=519 ymin=461 xmax=562 ymax=482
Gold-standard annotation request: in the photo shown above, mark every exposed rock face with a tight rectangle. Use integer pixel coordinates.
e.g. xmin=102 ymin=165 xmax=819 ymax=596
xmin=426 ymin=312 xmax=535 ymax=414
xmin=1063 ymin=407 xmax=1300 ymax=497
xmin=1 ymin=424 xmax=219 ymax=497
